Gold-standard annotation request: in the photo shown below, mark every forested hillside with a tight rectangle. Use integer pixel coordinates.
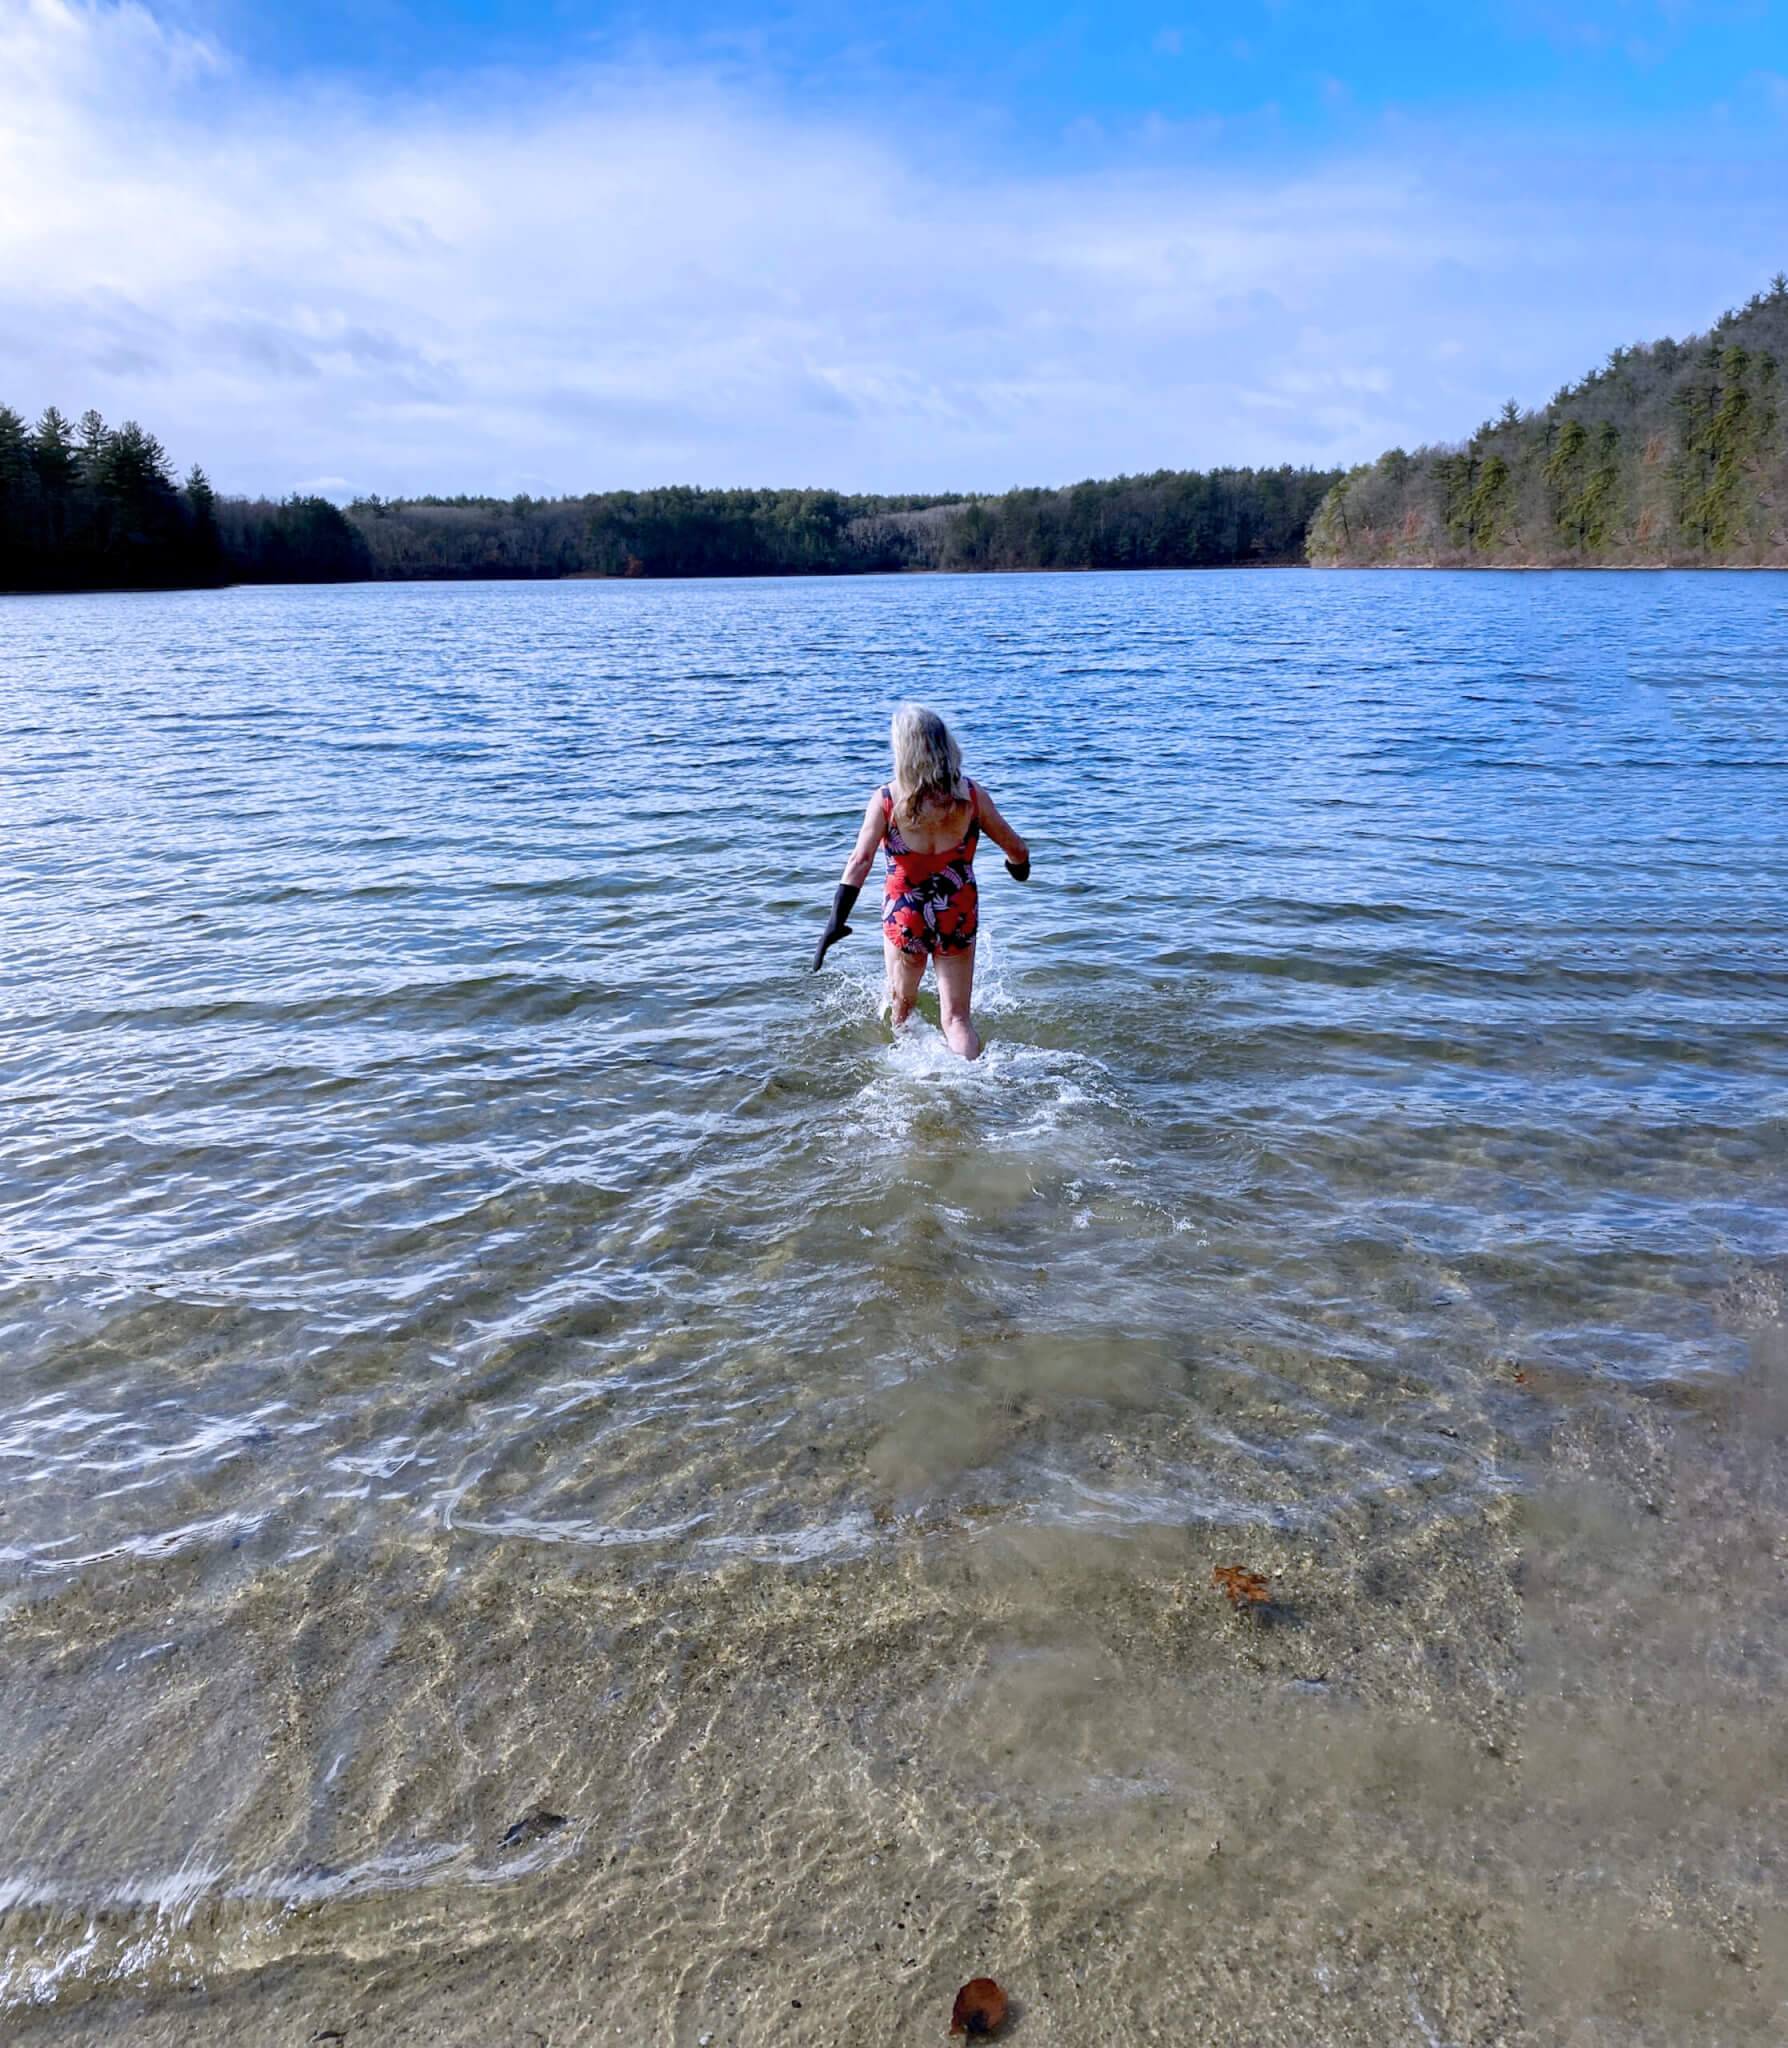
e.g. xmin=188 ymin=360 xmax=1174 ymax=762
xmin=1310 ymin=275 xmax=1788 ymax=566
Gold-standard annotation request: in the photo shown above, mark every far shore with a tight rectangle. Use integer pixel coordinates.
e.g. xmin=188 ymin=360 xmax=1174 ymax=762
xmin=13 ymin=557 xmax=1788 ymax=600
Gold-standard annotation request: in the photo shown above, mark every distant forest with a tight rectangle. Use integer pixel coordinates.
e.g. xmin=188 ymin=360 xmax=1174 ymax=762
xmin=1311 ymin=273 xmax=1788 ymax=567
xmin=0 ymin=402 xmax=1338 ymax=590
xmin=349 ymin=467 xmax=1337 ymax=580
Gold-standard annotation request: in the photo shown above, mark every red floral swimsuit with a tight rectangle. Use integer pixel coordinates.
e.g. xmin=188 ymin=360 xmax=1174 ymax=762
xmin=880 ymin=782 xmax=980 ymax=958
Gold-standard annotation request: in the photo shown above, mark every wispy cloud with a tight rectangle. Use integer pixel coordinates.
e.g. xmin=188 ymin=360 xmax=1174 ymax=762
xmin=1 ymin=0 xmax=1782 ymax=496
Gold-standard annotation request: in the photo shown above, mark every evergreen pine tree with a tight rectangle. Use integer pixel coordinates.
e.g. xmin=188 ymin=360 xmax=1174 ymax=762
xmin=0 ymin=404 xmax=38 ymax=582
xmin=184 ymin=464 xmax=223 ymax=583
xmin=32 ymin=407 xmax=78 ymax=493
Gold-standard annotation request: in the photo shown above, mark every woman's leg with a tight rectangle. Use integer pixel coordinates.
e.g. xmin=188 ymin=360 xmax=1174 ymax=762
xmin=884 ymin=936 xmax=926 ymax=1027
xmin=934 ymin=942 xmax=981 ymax=1060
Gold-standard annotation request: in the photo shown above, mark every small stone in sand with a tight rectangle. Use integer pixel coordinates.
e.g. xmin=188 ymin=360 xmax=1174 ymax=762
xmin=950 ymin=1977 xmax=1009 ymax=2036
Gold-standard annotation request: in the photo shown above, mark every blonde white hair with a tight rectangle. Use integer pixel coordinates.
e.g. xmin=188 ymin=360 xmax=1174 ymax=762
xmin=890 ymin=703 xmax=966 ymax=825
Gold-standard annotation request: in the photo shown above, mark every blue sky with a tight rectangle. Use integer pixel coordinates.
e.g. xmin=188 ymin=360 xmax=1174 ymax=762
xmin=3 ymin=0 xmax=1785 ymax=496
xmin=186 ymin=0 xmax=1785 ymax=140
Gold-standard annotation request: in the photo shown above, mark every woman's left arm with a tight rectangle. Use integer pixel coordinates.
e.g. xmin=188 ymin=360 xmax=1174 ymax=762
xmin=841 ymin=791 xmax=887 ymax=887
xmin=974 ymin=786 xmax=1030 ymax=874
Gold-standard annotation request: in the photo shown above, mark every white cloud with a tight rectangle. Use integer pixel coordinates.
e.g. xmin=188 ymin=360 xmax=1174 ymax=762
xmin=2 ymin=0 xmax=1783 ymax=497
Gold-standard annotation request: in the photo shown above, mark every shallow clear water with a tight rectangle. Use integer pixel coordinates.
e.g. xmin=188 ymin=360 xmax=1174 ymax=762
xmin=2 ymin=570 xmax=1786 ymax=2040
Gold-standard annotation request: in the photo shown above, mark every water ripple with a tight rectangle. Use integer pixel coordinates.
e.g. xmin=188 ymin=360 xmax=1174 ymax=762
xmin=1 ymin=570 xmax=1785 ymax=1595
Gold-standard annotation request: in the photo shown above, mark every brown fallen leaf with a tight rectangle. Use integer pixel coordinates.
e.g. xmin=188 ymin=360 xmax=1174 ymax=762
xmin=950 ymin=1977 xmax=1009 ymax=2037
xmin=1211 ymin=1564 xmax=1272 ymax=1609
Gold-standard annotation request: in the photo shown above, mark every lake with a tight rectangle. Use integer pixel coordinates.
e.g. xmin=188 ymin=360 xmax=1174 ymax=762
xmin=3 ymin=570 xmax=1785 ymax=2043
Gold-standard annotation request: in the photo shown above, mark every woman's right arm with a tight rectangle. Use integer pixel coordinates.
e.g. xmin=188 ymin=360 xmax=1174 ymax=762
xmin=813 ymin=793 xmax=886 ymax=970
xmin=841 ymin=792 xmax=886 ymax=887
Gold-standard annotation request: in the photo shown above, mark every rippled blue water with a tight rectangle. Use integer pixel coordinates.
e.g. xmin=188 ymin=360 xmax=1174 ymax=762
xmin=2 ymin=570 xmax=1785 ymax=1587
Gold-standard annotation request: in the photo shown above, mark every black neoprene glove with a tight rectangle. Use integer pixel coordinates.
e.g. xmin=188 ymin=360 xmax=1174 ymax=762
xmin=1005 ymin=855 xmax=1031 ymax=882
xmin=812 ymin=881 xmax=861 ymax=970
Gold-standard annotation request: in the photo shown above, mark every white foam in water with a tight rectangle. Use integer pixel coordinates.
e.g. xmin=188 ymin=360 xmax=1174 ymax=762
xmin=882 ymin=1011 xmax=966 ymax=1077
xmin=811 ymin=957 xmax=888 ymax=1030
xmin=958 ymin=919 xmax=1018 ymax=1013
xmin=821 ymin=934 xmax=1123 ymax=1156
xmin=811 ymin=915 xmax=1015 ymax=1024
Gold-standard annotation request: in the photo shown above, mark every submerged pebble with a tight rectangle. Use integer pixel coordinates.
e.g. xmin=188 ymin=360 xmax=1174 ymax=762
xmin=950 ymin=1977 xmax=1009 ymax=2036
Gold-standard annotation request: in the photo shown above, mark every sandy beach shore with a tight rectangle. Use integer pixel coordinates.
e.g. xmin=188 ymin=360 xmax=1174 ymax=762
xmin=6 ymin=1284 xmax=1784 ymax=2045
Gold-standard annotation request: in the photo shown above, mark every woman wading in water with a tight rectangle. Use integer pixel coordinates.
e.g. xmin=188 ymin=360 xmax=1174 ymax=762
xmin=812 ymin=705 xmax=1030 ymax=1060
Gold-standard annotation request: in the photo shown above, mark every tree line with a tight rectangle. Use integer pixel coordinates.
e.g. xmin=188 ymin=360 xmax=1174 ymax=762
xmin=347 ymin=487 xmax=961 ymax=579
xmin=1 ymin=406 xmax=1340 ymax=590
xmin=347 ymin=469 xmax=1338 ymax=578
xmin=0 ymin=405 xmax=372 ymax=591
xmin=1309 ymin=273 xmax=1788 ymax=567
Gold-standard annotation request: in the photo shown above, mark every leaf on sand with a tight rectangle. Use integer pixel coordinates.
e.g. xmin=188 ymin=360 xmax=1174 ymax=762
xmin=1211 ymin=1564 xmax=1272 ymax=1609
